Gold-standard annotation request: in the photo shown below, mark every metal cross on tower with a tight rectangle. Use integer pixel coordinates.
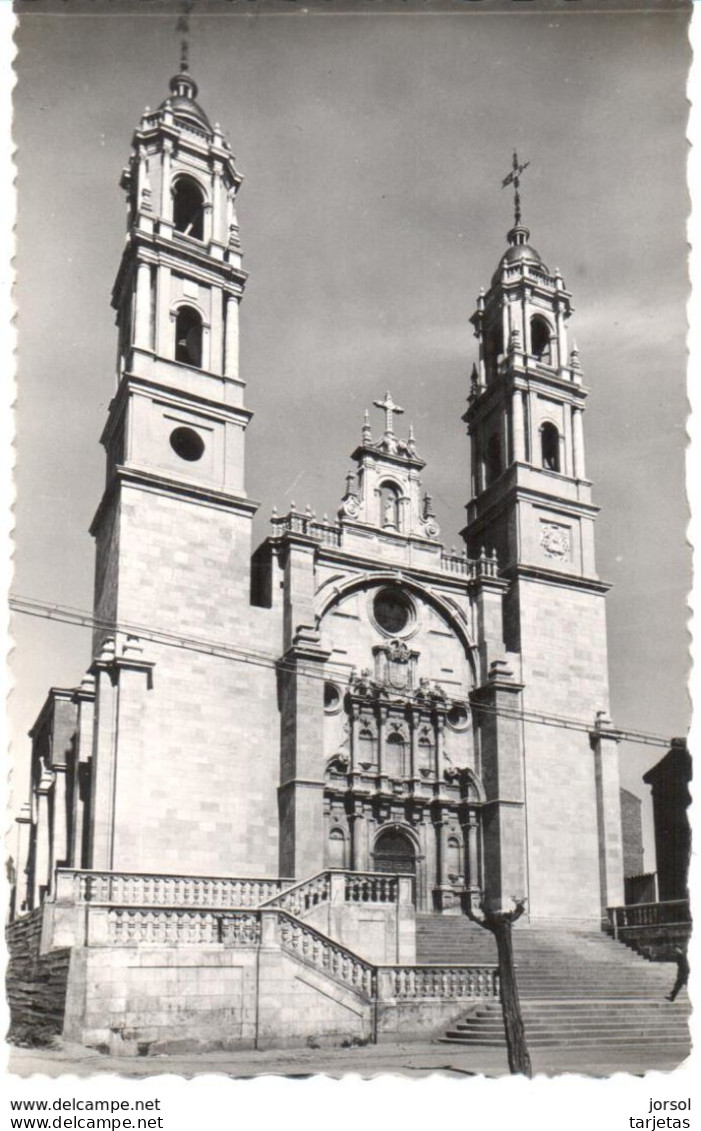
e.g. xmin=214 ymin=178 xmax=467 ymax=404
xmin=502 ymin=151 xmax=530 ymax=227
xmin=374 ymin=391 xmax=404 ymax=436
xmin=176 ymin=0 xmax=194 ymax=72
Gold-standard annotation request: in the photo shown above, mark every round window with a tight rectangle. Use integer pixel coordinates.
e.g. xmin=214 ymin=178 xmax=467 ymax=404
xmin=447 ymin=703 xmax=469 ymax=731
xmin=170 ymin=426 xmax=205 ymax=462
xmin=373 ymin=588 xmax=413 ymax=636
xmin=324 ymin=682 xmax=341 ymax=713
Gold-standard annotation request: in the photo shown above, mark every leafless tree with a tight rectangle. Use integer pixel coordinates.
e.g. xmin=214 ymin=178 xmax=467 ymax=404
xmin=467 ymin=896 xmax=531 ymax=1077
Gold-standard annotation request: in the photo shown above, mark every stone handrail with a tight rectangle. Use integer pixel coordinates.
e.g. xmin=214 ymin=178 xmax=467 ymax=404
xmin=82 ymin=903 xmax=500 ymax=1008
xmin=440 ymin=552 xmax=470 ymax=576
xmin=344 ymin=872 xmax=399 ymax=904
xmin=607 ymin=899 xmax=691 ymax=937
xmin=55 ymin=869 xmax=292 ymax=909
xmin=260 ymin=871 xmax=331 ymax=915
xmin=260 ymin=870 xmax=404 ymax=915
xmin=103 ymin=907 xmax=261 ymax=947
xmin=277 ymin=911 xmax=377 ymax=999
xmin=270 ymin=511 xmax=342 ymax=548
xmin=381 ymin=964 xmax=499 ymax=1000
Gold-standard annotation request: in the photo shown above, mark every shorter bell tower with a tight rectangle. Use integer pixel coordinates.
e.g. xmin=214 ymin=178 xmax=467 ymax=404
xmin=463 ymin=157 xmax=624 ymax=920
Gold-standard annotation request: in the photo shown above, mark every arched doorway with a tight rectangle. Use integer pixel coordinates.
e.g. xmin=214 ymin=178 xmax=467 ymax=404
xmin=373 ymin=827 xmax=416 ymax=878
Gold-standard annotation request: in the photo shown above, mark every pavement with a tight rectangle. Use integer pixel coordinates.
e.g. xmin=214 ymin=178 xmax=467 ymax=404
xmin=7 ymin=1039 xmax=691 ymax=1080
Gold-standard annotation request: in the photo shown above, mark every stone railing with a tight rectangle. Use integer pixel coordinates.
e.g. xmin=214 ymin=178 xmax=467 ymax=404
xmin=440 ymin=552 xmax=471 ymax=576
xmin=55 ymin=869 xmax=292 ymax=909
xmin=344 ymin=872 xmax=399 ymax=904
xmin=276 ymin=910 xmax=499 ymax=1005
xmin=277 ymin=911 xmax=376 ymax=999
xmin=260 ymin=870 xmax=405 ymax=916
xmin=607 ymin=899 xmax=691 ymax=938
xmin=270 ymin=511 xmax=342 ymax=548
xmin=103 ymin=907 xmax=261 ymax=947
xmin=261 ymin=872 xmax=331 ymax=916
xmin=439 ymin=548 xmax=499 ymax=580
xmin=381 ymin=964 xmax=499 ymax=1000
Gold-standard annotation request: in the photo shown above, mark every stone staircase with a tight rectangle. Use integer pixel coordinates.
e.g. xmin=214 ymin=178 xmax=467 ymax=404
xmin=416 ymin=914 xmax=691 ymax=1055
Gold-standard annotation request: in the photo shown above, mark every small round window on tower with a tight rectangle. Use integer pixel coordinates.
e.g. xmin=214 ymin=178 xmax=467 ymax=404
xmin=373 ymin=588 xmax=413 ymax=636
xmin=170 ymin=426 xmax=205 ymax=462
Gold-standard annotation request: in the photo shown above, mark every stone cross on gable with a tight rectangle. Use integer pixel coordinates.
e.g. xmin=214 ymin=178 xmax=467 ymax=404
xmin=374 ymin=391 xmax=404 ymax=436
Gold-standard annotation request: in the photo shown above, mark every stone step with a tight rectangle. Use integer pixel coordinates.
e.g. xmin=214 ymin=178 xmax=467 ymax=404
xmin=441 ymin=1035 xmax=691 ymax=1049
xmin=450 ymin=1019 xmax=688 ymax=1034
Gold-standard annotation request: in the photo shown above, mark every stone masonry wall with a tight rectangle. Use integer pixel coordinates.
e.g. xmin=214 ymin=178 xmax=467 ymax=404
xmin=98 ymin=483 xmax=282 ymax=877
xmin=516 ymin=578 xmax=612 ymax=920
xmin=6 ymin=910 xmax=71 ymax=1038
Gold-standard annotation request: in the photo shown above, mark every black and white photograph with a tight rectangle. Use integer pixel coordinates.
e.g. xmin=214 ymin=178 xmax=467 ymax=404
xmin=3 ymin=0 xmax=696 ymax=1103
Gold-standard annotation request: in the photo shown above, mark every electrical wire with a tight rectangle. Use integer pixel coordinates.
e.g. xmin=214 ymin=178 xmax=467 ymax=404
xmin=9 ymin=592 xmax=679 ymax=750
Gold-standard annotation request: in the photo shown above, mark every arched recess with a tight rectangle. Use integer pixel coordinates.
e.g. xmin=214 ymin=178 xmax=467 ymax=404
xmin=378 ymin=480 xmax=402 ymax=531
xmin=446 ymin=836 xmax=464 ymax=883
xmin=373 ymin=825 xmax=417 ymax=877
xmin=327 ymin=827 xmax=347 ymax=869
xmin=530 ymin=315 xmax=553 ymax=364
xmin=462 ymin=766 xmax=487 ymax=804
xmin=174 ymin=304 xmax=204 ymax=368
xmin=315 ymin=574 xmax=478 ymax=687
xmin=172 ymin=175 xmax=207 ymax=241
xmin=540 ymin=420 xmax=561 ymax=472
xmin=385 ymin=732 xmax=408 ymax=778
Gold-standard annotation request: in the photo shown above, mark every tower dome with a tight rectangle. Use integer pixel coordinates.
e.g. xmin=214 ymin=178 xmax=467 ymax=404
xmin=159 ymin=70 xmax=212 ymax=132
xmin=493 ymin=222 xmax=547 ymax=282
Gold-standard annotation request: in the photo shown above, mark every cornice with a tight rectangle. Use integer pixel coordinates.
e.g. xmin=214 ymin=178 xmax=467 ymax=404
xmin=90 ymin=465 xmax=259 ymax=537
xmin=500 ymin=562 xmax=611 ymax=595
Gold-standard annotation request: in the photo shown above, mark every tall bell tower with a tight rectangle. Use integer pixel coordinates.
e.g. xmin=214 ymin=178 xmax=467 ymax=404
xmin=463 ymin=157 xmax=624 ymax=919
xmin=86 ymin=64 xmax=280 ymax=879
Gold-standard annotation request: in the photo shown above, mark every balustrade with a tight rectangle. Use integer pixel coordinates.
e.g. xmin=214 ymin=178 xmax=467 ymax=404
xmin=607 ymin=899 xmax=691 ymax=936
xmin=106 ymin=907 xmax=262 ymax=946
xmin=344 ymin=872 xmax=398 ymax=904
xmin=58 ymin=869 xmax=291 ymax=909
xmin=278 ymin=912 xmax=376 ymax=999
xmin=264 ymin=872 xmax=331 ymax=915
xmin=270 ymin=512 xmax=342 ymax=547
xmin=386 ymin=964 xmax=499 ymax=1000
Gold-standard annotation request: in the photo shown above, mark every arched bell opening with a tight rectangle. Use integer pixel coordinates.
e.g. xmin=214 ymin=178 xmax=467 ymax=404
xmin=174 ymin=305 xmax=203 ymax=368
xmin=173 ymin=176 xmax=205 ymax=241
xmin=530 ymin=315 xmax=553 ymax=365
xmin=540 ymin=420 xmax=561 ymax=473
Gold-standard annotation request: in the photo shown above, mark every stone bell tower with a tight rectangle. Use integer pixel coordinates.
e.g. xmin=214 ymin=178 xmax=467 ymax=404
xmin=86 ymin=64 xmax=280 ymax=879
xmin=463 ymin=157 xmax=624 ymax=920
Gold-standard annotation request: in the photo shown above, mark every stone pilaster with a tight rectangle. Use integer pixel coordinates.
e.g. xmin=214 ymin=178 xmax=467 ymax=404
xmin=590 ymin=713 xmax=625 ymax=914
xmin=470 ymin=659 xmax=527 ymax=913
xmin=278 ymin=626 xmax=331 ymax=880
xmin=88 ymin=638 xmax=155 ymax=871
xmin=13 ymin=803 xmax=32 ymax=916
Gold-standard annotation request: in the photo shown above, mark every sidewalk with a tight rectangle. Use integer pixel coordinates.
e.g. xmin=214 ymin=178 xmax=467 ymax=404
xmin=8 ymin=1039 xmax=689 ymax=1080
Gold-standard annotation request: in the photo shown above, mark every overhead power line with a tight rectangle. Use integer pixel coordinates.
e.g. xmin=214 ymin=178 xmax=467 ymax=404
xmin=9 ymin=593 xmax=677 ymax=751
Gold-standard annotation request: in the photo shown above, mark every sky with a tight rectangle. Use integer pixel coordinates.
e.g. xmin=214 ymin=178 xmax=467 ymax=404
xmin=8 ymin=1 xmax=692 ymax=868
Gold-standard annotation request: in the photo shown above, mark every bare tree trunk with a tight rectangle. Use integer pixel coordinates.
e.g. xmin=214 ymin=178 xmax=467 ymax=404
xmin=467 ymin=897 xmax=532 ymax=1078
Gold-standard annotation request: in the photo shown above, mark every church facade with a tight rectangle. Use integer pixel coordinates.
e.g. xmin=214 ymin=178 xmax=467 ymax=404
xmin=11 ymin=65 xmax=627 ymax=1050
